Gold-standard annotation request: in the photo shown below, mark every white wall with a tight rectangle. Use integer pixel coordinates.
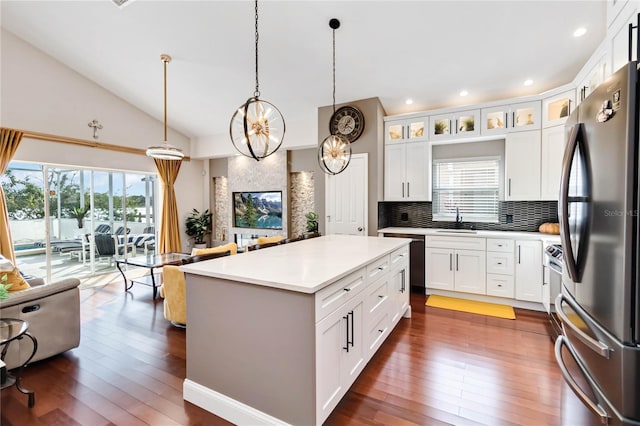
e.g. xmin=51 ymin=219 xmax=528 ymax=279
xmin=1 ymin=29 xmax=208 ymax=251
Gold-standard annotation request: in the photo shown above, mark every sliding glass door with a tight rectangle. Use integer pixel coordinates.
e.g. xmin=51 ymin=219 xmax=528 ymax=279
xmin=2 ymin=161 xmax=157 ymax=282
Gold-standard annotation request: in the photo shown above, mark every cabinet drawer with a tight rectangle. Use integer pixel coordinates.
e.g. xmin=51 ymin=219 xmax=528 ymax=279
xmin=390 ymin=245 xmax=409 ymax=270
xmin=426 ymin=235 xmax=486 ymax=251
xmin=486 ymin=274 xmax=515 ymax=298
xmin=315 ymin=268 xmax=366 ymax=322
xmin=486 ymin=239 xmax=514 ymax=253
xmin=367 ymin=255 xmax=390 ymax=281
xmin=365 ymin=275 xmax=390 ymax=320
xmin=486 ymin=251 xmax=514 ymax=275
xmin=365 ymin=310 xmax=390 ymax=356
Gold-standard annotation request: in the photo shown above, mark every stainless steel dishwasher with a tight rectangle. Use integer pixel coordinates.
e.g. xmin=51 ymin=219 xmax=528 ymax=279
xmin=382 ymin=233 xmax=425 ymax=294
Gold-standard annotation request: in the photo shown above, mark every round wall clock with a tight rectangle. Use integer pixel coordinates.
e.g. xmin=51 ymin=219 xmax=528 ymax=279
xmin=329 ymin=106 xmax=365 ymax=143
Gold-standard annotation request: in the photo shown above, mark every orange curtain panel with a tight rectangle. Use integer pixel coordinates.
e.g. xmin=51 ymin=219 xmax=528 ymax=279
xmin=154 ymin=158 xmax=182 ymax=254
xmin=0 ymin=128 xmax=24 ymax=263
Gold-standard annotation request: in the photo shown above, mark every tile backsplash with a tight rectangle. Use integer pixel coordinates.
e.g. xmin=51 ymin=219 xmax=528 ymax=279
xmin=378 ymin=201 xmax=558 ymax=232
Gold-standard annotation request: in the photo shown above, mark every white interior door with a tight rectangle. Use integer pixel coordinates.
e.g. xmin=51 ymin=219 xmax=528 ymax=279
xmin=326 ymin=153 xmax=367 ymax=236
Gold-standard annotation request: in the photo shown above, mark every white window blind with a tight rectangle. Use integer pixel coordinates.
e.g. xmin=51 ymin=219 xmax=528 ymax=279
xmin=432 ymin=157 xmax=500 ymax=223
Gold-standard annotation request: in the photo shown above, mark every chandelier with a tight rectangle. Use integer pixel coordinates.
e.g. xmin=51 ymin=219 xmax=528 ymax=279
xmin=318 ymin=19 xmax=351 ymax=175
xmin=229 ymin=0 xmax=285 ymax=161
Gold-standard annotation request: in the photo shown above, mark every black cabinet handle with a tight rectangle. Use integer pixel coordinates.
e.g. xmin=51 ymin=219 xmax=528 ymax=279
xmin=343 ymin=315 xmax=349 ymax=352
xmin=343 ymin=287 xmax=350 ymax=292
xmin=350 ymin=311 xmax=355 ymax=348
xmin=456 ymin=254 xmax=459 ymax=271
xmin=22 ymin=304 xmax=40 ymax=313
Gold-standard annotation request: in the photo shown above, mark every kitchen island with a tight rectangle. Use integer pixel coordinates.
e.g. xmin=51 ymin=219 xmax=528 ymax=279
xmin=180 ymin=234 xmax=411 ymax=426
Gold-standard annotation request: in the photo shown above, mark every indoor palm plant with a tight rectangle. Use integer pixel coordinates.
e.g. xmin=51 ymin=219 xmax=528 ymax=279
xmin=185 ymin=209 xmax=212 ymax=247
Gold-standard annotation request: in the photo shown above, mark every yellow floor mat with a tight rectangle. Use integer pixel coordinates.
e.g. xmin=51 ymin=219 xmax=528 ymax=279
xmin=426 ymin=295 xmax=516 ymax=319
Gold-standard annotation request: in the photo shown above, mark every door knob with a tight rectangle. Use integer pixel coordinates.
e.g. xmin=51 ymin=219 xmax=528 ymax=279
xmin=357 ymin=227 xmax=363 ymax=232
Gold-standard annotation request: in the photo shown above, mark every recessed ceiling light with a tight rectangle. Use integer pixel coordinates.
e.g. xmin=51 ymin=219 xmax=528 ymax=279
xmin=459 ymin=90 xmax=468 ymax=97
xmin=523 ymin=79 xmax=534 ymax=86
xmin=573 ymin=27 xmax=587 ymax=37
xmin=405 ymin=99 xmax=413 ymax=105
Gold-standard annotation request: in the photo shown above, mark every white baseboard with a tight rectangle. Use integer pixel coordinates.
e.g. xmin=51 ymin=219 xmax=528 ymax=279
xmin=183 ymin=379 xmax=292 ymax=426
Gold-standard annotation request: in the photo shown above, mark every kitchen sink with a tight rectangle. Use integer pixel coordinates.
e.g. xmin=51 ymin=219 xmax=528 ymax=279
xmin=434 ymin=229 xmax=478 ymax=234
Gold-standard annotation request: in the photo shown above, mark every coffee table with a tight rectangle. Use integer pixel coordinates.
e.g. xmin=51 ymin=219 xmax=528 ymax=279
xmin=0 ymin=318 xmax=37 ymax=407
xmin=115 ymin=253 xmax=191 ymax=298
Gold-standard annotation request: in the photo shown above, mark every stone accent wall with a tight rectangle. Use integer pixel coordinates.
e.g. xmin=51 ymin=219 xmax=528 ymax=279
xmin=213 ymin=176 xmax=228 ymax=241
xmin=289 ymin=171 xmax=314 ymax=238
xmin=227 ymin=151 xmax=288 ymax=238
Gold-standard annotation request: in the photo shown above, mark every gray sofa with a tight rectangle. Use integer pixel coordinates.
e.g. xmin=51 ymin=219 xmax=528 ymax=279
xmin=0 ymin=277 xmax=81 ymax=370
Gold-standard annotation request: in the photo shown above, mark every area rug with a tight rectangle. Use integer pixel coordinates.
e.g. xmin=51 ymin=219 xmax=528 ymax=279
xmin=426 ymin=295 xmax=516 ymax=319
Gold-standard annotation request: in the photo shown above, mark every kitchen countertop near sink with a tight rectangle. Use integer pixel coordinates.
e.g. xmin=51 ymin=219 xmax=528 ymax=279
xmin=378 ymin=227 xmax=561 ymax=242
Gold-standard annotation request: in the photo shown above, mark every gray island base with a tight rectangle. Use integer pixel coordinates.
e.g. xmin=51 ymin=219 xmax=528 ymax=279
xmin=180 ymin=235 xmax=411 ymax=425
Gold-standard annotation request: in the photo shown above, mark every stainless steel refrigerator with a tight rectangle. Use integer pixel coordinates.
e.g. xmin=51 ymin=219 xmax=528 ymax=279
xmin=556 ymin=61 xmax=640 ymax=425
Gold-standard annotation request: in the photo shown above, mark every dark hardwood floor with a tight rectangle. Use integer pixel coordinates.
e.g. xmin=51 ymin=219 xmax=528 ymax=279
xmin=1 ymin=283 xmax=596 ymax=425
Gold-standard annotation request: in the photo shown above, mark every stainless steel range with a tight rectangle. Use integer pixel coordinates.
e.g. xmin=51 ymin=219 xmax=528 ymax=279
xmin=543 ymin=244 xmax=563 ymax=340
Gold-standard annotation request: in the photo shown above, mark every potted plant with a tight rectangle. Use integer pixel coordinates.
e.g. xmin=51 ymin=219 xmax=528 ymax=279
xmin=185 ymin=208 xmax=212 ymax=248
xmin=0 ymin=274 xmax=11 ymax=301
xmin=69 ymin=205 xmax=90 ymax=229
xmin=305 ymin=211 xmax=319 ymax=235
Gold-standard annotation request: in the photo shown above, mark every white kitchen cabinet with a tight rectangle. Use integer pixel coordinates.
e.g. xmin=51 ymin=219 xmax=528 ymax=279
xmin=430 ymin=108 xmax=481 ymax=140
xmin=364 ymin=274 xmax=391 ymax=356
xmin=453 ymin=249 xmax=486 ymax=294
xmin=515 ymin=240 xmax=543 ymax=303
xmin=542 ymin=90 xmax=575 ymax=128
xmin=481 ymin=101 xmax=541 ymax=135
xmin=485 ymin=238 xmax=515 ymax=298
xmin=505 ymin=130 xmax=541 ymax=201
xmin=389 ymin=258 xmax=409 ymax=326
xmin=384 ymin=141 xmax=430 ymax=201
xmin=385 ymin=117 xmax=428 ymax=144
xmin=426 ymin=247 xmax=455 ymax=291
xmin=487 ymin=274 xmax=515 ymax=299
xmin=540 ymin=125 xmax=567 ymax=200
xmin=426 ymin=237 xmax=486 ymax=295
xmin=316 ymin=293 xmax=365 ymax=422
xmin=610 ymin=4 xmax=637 ymax=77
xmin=575 ymin=53 xmax=607 ymax=106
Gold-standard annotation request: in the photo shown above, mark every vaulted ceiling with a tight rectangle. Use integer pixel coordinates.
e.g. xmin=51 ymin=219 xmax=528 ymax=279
xmin=1 ymin=1 xmax=606 ymax=157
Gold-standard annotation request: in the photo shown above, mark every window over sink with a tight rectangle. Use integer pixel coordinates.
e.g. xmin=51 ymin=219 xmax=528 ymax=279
xmin=432 ymin=157 xmax=500 ymax=223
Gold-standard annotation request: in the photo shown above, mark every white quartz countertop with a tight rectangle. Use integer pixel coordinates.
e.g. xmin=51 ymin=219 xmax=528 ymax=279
xmin=180 ymin=234 xmax=411 ymax=294
xmin=378 ymin=227 xmax=561 ymax=243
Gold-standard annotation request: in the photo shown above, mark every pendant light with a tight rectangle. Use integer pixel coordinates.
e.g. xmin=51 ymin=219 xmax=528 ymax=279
xmin=318 ymin=18 xmax=351 ymax=175
xmin=230 ymin=0 xmax=285 ymax=161
xmin=146 ymin=54 xmax=184 ymax=160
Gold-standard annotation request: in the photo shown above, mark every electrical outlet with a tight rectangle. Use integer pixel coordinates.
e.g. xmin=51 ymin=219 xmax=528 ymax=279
xmin=401 ymin=212 xmax=409 ymax=221
xmin=506 ymin=214 xmax=513 ymax=224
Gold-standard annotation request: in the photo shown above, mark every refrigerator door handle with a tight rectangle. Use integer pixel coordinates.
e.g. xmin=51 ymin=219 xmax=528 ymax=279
xmin=559 ymin=123 xmax=584 ymax=283
xmin=555 ymin=293 xmax=611 ymax=358
xmin=554 ymin=336 xmax=609 ymax=424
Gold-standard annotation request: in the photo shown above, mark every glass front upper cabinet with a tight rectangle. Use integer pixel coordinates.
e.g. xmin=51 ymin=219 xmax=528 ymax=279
xmin=542 ymin=90 xmax=575 ymax=128
xmin=385 ymin=117 xmax=428 ymax=144
xmin=481 ymin=101 xmax=541 ymax=135
xmin=430 ymin=109 xmax=480 ymax=140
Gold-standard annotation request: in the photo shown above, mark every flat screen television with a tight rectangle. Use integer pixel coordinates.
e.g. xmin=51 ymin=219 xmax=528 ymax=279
xmin=232 ymin=191 xmax=283 ymax=230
